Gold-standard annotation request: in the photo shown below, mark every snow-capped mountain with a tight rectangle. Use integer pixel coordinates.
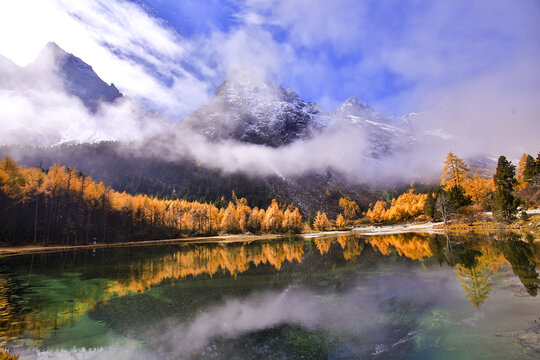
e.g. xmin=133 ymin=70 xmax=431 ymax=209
xmin=29 ymin=42 xmax=122 ymax=112
xmin=179 ymin=71 xmax=418 ymax=157
xmin=333 ymin=96 xmax=414 ymax=156
xmin=0 ymin=42 xmax=122 ymax=112
xmin=0 ymin=43 xmax=171 ymax=147
xmin=179 ymin=70 xmax=331 ymax=147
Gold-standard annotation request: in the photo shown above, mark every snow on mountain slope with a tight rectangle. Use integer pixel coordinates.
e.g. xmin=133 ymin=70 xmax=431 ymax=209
xmin=332 ymin=96 xmax=414 ymax=156
xmin=178 ymin=71 xmax=434 ymax=160
xmin=179 ymin=69 xmax=331 ymax=147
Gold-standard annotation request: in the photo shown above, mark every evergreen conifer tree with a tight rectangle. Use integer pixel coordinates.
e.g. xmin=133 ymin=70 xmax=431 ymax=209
xmin=423 ymin=192 xmax=438 ymax=220
xmin=492 ymin=156 xmax=519 ymax=220
xmin=447 ymin=185 xmax=472 ymax=207
xmin=307 ymin=212 xmax=313 ymax=229
xmin=522 ymin=154 xmax=536 ymax=184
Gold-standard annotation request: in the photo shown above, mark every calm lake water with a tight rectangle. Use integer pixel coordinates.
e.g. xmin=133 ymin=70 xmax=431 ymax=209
xmin=1 ymin=232 xmax=539 ymax=359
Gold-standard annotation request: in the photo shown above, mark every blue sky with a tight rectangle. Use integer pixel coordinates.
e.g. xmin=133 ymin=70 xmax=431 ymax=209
xmin=0 ymin=0 xmax=539 ymax=119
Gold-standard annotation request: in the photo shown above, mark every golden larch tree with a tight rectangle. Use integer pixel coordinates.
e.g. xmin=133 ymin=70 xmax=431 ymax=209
xmin=282 ymin=207 xmax=303 ymax=233
xmin=339 ymin=196 xmax=360 ymax=219
xmin=220 ymin=202 xmax=240 ymax=233
xmin=335 ymin=214 xmax=346 ymax=228
xmin=313 ymin=211 xmax=331 ymax=231
xmin=441 ymin=152 xmax=471 ymax=190
xmin=366 ymin=200 xmax=387 ymax=223
xmin=462 ymin=173 xmax=495 ymax=209
xmin=262 ymin=199 xmax=284 ymax=232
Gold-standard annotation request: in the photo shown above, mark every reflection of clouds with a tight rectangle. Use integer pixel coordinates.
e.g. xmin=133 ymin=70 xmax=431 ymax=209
xmin=5 ymin=234 xmax=537 ymax=357
xmin=18 ymin=341 xmax=156 ymax=360
xmin=151 ymin=268 xmax=455 ymax=356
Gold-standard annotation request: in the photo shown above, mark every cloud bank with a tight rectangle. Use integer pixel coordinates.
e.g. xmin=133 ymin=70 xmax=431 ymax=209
xmin=0 ymin=0 xmax=538 ymax=181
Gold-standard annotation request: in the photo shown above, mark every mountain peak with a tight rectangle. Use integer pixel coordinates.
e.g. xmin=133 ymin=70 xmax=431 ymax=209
xmin=43 ymin=41 xmax=66 ymax=55
xmin=33 ymin=42 xmax=73 ymax=66
xmin=28 ymin=42 xmax=122 ymax=112
xmin=180 ymin=70 xmax=328 ymax=147
xmin=215 ymin=68 xmax=282 ymax=102
xmin=336 ymin=96 xmax=371 ymax=114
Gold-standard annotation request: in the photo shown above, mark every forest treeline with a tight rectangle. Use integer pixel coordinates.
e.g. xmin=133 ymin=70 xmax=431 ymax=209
xmin=1 ymin=151 xmax=539 ymax=246
xmin=366 ymin=151 xmax=540 ymax=224
xmin=0 ymin=157 xmax=304 ymax=246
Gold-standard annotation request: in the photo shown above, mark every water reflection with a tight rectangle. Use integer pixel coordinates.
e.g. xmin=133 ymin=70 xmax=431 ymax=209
xmin=0 ymin=232 xmax=538 ymax=357
xmin=500 ymin=235 xmax=539 ymax=296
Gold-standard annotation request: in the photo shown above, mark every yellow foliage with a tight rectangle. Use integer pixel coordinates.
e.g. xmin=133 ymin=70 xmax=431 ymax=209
xmin=366 ymin=189 xmax=426 ymax=223
xmin=0 ymin=348 xmax=19 ymax=360
xmin=335 ymin=214 xmax=346 ymax=228
xmin=441 ymin=152 xmax=471 ymax=190
xmin=0 ymin=158 xmax=306 ymax=240
xmin=262 ymin=199 xmax=284 ymax=232
xmin=366 ymin=200 xmax=387 ymax=223
xmin=462 ymin=173 xmax=495 ymax=209
xmin=314 ymin=211 xmax=331 ymax=231
xmin=338 ymin=196 xmax=360 ymax=219
xmin=282 ymin=207 xmax=303 ymax=233
xmin=221 ymin=202 xmax=240 ymax=233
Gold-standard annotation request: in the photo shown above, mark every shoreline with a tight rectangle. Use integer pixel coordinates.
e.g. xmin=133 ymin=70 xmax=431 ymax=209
xmin=352 ymin=222 xmax=446 ymax=235
xmin=0 ymin=222 xmax=445 ymax=258
xmin=2 ymin=219 xmax=537 ymax=257
xmin=0 ymin=233 xmax=290 ymax=257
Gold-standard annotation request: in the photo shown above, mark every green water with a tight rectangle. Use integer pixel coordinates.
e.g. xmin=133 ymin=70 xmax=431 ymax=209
xmin=1 ymin=232 xmax=539 ymax=359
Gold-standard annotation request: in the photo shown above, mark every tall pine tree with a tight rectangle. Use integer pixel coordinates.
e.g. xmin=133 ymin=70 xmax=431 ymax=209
xmin=492 ymin=156 xmax=519 ymax=220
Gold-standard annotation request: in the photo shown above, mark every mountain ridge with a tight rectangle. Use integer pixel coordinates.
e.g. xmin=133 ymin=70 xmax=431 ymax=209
xmin=0 ymin=42 xmax=122 ymax=113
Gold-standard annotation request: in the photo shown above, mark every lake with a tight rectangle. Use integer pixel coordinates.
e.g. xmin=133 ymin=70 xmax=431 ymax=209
xmin=1 ymin=232 xmax=539 ymax=359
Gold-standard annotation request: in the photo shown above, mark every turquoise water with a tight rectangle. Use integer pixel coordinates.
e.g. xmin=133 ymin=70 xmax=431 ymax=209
xmin=1 ymin=232 xmax=539 ymax=359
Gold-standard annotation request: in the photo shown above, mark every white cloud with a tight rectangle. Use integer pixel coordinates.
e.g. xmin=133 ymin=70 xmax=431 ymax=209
xmin=0 ymin=0 xmax=538 ymax=181
xmin=0 ymin=0 xmax=214 ymax=118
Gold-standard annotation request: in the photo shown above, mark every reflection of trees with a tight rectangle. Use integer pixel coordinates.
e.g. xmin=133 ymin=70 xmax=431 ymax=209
xmin=314 ymin=238 xmax=332 ymax=255
xmin=108 ymin=241 xmax=305 ymax=296
xmin=0 ymin=272 xmax=25 ymax=347
xmin=4 ymin=233 xmax=538 ymax=347
xmin=314 ymin=236 xmax=364 ymax=260
xmin=430 ymin=233 xmax=513 ymax=308
xmin=339 ymin=237 xmax=365 ymax=261
xmin=429 ymin=233 xmax=458 ymax=266
xmin=454 ymin=249 xmax=492 ymax=308
xmin=19 ymin=273 xmax=109 ymax=342
xmin=500 ymin=236 xmax=539 ymax=296
xmin=455 ymin=264 xmax=490 ymax=308
xmin=3 ymin=236 xmax=371 ymax=345
xmin=2 ymin=241 xmax=308 ymax=345
xmin=366 ymin=233 xmax=433 ymax=260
